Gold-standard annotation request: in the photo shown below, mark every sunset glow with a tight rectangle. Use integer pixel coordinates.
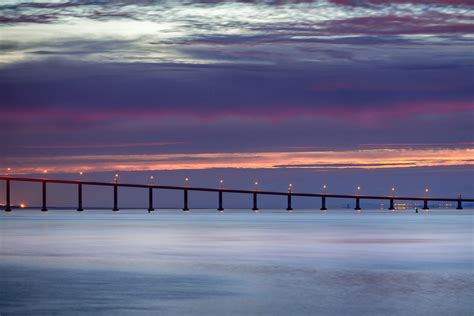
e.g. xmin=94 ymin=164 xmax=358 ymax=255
xmin=3 ymin=148 xmax=473 ymax=175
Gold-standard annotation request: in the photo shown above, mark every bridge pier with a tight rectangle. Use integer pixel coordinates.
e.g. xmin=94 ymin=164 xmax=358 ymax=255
xmin=218 ymin=191 xmax=224 ymax=211
xmin=456 ymin=199 xmax=462 ymax=210
xmin=252 ymin=192 xmax=259 ymax=211
xmin=320 ymin=196 xmax=327 ymax=211
xmin=423 ymin=199 xmax=429 ymax=210
xmin=183 ymin=189 xmax=189 ymax=211
xmin=148 ymin=187 xmax=154 ymax=213
xmin=5 ymin=179 xmax=11 ymax=212
xmin=355 ymin=197 xmax=361 ymax=211
xmin=41 ymin=181 xmax=48 ymax=212
xmin=77 ymin=183 xmax=84 ymax=212
xmin=389 ymin=198 xmax=395 ymax=210
xmin=113 ymin=184 xmax=119 ymax=211
xmin=286 ymin=193 xmax=293 ymax=211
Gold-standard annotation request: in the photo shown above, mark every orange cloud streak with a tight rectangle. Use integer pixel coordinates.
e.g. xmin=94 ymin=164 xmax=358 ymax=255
xmin=3 ymin=148 xmax=473 ymax=175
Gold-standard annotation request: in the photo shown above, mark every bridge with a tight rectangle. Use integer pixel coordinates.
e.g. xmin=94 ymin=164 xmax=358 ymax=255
xmin=1 ymin=176 xmax=472 ymax=212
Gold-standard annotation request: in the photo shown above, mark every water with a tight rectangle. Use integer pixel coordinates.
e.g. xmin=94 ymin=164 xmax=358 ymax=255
xmin=1 ymin=209 xmax=473 ymax=315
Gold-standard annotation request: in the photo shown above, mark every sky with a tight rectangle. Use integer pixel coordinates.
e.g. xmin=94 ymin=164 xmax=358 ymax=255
xmin=0 ymin=0 xmax=473 ymax=207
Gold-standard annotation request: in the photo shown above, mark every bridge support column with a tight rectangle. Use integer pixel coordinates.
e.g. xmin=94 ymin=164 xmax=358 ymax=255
xmin=456 ymin=199 xmax=462 ymax=210
xmin=252 ymin=192 xmax=259 ymax=211
xmin=113 ymin=184 xmax=119 ymax=211
xmin=183 ymin=189 xmax=189 ymax=211
xmin=218 ymin=191 xmax=224 ymax=211
xmin=5 ymin=179 xmax=11 ymax=212
xmin=41 ymin=181 xmax=48 ymax=212
xmin=77 ymin=183 xmax=84 ymax=212
xmin=320 ymin=196 xmax=327 ymax=211
xmin=148 ymin=187 xmax=154 ymax=213
xmin=389 ymin=199 xmax=395 ymax=210
xmin=423 ymin=199 xmax=429 ymax=210
xmin=286 ymin=193 xmax=293 ymax=211
xmin=355 ymin=197 xmax=361 ymax=211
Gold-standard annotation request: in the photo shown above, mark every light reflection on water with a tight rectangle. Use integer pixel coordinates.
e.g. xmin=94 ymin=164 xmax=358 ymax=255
xmin=1 ymin=209 xmax=473 ymax=315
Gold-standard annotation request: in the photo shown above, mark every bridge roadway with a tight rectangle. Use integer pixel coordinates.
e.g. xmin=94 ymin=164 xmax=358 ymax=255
xmin=1 ymin=176 xmax=472 ymax=212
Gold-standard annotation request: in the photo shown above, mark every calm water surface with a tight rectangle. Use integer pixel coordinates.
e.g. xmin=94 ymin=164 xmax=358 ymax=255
xmin=1 ymin=209 xmax=473 ymax=315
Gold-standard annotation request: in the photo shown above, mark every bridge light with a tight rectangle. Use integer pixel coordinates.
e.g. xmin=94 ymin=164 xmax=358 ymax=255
xmin=20 ymin=203 xmax=26 ymax=208
xmin=79 ymin=171 xmax=84 ymax=176
xmin=322 ymin=184 xmax=327 ymax=194
xmin=424 ymin=187 xmax=430 ymax=198
xmin=43 ymin=169 xmax=48 ymax=174
xmin=219 ymin=179 xmax=224 ymax=189
xmin=288 ymin=183 xmax=293 ymax=193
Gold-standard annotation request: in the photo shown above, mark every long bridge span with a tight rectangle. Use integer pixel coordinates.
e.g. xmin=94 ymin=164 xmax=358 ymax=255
xmin=1 ymin=176 xmax=472 ymax=212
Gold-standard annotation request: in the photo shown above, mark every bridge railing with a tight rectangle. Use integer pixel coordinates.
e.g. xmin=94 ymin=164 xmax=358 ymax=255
xmin=1 ymin=176 xmax=471 ymax=212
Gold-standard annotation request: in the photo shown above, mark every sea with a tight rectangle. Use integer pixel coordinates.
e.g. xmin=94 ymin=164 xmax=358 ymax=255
xmin=1 ymin=209 xmax=473 ymax=315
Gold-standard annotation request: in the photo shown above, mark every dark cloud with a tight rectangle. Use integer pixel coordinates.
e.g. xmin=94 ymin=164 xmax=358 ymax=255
xmin=0 ymin=58 xmax=470 ymax=115
xmin=0 ymin=56 xmax=472 ymax=161
xmin=328 ymin=0 xmax=473 ymax=6
xmin=0 ymin=0 xmax=138 ymax=24
xmin=0 ymin=1 xmax=127 ymax=11
xmin=0 ymin=14 xmax=54 ymax=24
xmin=1 ymin=56 xmax=471 ymax=112
xmin=317 ymin=15 xmax=474 ymax=36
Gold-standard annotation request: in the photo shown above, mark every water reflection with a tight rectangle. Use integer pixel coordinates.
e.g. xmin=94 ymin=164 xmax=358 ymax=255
xmin=1 ymin=209 xmax=473 ymax=315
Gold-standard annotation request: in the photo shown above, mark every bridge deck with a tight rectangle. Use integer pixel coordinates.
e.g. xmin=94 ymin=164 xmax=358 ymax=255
xmin=1 ymin=176 xmax=472 ymax=202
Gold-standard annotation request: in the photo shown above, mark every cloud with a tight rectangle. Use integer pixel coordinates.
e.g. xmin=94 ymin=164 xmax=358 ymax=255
xmin=21 ymin=142 xmax=181 ymax=149
xmin=0 ymin=14 xmax=54 ymax=24
xmin=0 ymin=0 xmax=472 ymax=68
xmin=317 ymin=15 xmax=474 ymax=36
xmin=0 ymin=0 xmax=472 ymax=175
xmin=0 ymin=58 xmax=471 ymax=119
xmin=328 ymin=0 xmax=473 ymax=6
xmin=3 ymin=148 xmax=473 ymax=175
